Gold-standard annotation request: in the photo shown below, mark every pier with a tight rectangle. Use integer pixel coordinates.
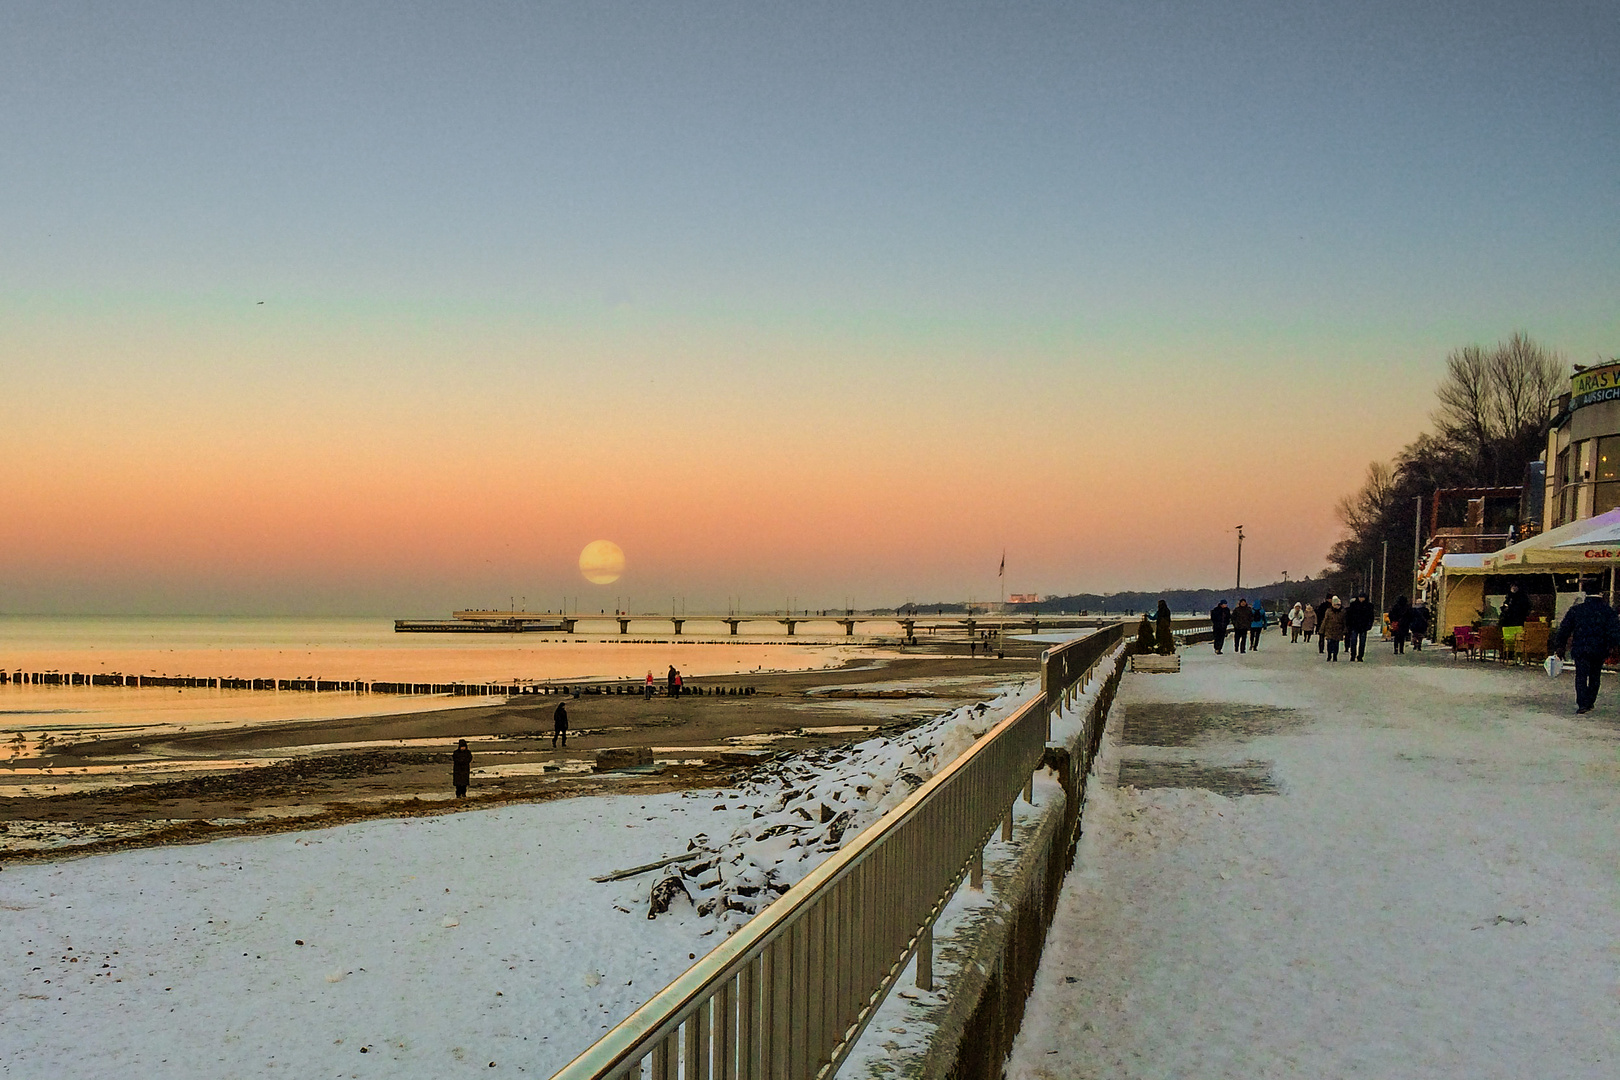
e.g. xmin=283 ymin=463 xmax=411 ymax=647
xmin=403 ymin=609 xmax=1135 ymax=642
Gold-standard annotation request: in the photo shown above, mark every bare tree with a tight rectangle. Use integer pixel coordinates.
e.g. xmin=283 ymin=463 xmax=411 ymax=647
xmin=1432 ymin=332 xmax=1562 ymax=485
xmin=1336 ymin=461 xmax=1396 ymax=539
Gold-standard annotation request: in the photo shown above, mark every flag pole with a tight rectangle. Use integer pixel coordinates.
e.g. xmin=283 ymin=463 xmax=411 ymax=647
xmin=997 ymin=549 xmax=1005 ymax=659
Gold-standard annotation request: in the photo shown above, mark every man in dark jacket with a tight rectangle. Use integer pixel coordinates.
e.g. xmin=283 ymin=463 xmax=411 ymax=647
xmin=1344 ymin=593 xmax=1376 ymax=661
xmin=1408 ymin=602 xmax=1430 ymax=650
xmin=1315 ymin=595 xmax=1334 ymax=654
xmin=1210 ymin=600 xmax=1231 ymax=654
xmin=1553 ymin=590 xmax=1620 ymax=714
xmin=1499 ymin=583 xmax=1532 ymax=652
xmin=452 ymin=739 xmax=472 ymax=798
xmin=553 ymin=701 xmax=570 ymax=748
xmin=1229 ymin=599 xmax=1254 ymax=654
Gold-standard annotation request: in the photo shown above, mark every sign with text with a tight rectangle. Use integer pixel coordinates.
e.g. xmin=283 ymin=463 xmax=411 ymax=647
xmin=1571 ymin=363 xmax=1620 ymax=410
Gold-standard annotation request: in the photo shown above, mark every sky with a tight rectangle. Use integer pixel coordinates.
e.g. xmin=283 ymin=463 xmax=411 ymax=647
xmin=2 ymin=1 xmax=1616 ymax=615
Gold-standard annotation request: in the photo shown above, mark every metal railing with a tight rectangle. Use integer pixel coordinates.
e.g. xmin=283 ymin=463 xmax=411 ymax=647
xmin=550 ymin=623 xmax=1130 ymax=1080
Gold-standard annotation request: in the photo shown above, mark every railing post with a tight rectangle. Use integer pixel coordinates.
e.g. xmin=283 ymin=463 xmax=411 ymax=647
xmin=916 ymin=923 xmax=933 ymax=991
xmin=970 ymin=846 xmax=983 ymax=890
xmin=1002 ymin=803 xmax=1013 ymax=842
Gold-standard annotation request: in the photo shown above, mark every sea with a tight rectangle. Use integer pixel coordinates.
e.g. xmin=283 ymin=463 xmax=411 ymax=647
xmin=0 ymin=614 xmax=871 ymax=741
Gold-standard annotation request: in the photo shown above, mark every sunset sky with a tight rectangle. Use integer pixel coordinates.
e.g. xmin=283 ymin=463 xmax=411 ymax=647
xmin=3 ymin=1 xmax=1616 ymax=615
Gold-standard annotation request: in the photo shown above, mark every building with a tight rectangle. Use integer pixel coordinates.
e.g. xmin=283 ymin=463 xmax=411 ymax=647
xmin=1545 ymin=361 xmax=1620 ymax=528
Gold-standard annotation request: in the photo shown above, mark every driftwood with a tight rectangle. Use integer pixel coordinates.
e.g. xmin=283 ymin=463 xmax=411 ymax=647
xmin=589 ymin=851 xmax=700 ymax=883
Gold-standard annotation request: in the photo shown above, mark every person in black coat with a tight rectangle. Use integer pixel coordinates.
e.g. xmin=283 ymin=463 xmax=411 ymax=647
xmin=1344 ymin=593 xmax=1375 ymax=662
xmin=1388 ymin=596 xmax=1412 ymax=654
xmin=1229 ymin=599 xmax=1254 ymax=654
xmin=1553 ymin=589 xmax=1620 ymax=713
xmin=553 ymin=701 xmax=570 ymax=748
xmin=452 ymin=739 xmax=472 ymax=798
xmin=1210 ymin=600 xmax=1231 ymax=654
xmin=1315 ymin=595 xmax=1333 ymax=654
xmin=1499 ymin=583 xmax=1532 ymax=652
xmin=1407 ymin=602 xmax=1429 ymax=650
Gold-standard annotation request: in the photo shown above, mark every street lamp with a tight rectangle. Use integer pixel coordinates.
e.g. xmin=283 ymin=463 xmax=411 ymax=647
xmin=1235 ymin=525 xmax=1245 ymax=591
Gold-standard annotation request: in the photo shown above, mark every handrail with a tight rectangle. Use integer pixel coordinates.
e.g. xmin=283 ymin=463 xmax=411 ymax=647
xmin=550 ymin=624 xmax=1127 ymax=1080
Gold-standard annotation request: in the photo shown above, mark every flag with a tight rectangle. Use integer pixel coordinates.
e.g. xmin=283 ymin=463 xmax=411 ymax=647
xmin=999 ymin=552 xmax=1005 ymax=577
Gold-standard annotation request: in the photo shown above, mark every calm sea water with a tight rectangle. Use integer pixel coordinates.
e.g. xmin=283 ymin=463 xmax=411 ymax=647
xmin=0 ymin=615 xmax=861 ymax=736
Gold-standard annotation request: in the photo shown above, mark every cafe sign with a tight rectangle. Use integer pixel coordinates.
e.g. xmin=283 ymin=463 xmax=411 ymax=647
xmin=1571 ymin=363 xmax=1620 ymax=410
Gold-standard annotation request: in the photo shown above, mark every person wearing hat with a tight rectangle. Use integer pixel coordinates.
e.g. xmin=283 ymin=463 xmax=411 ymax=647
xmin=452 ymin=739 xmax=472 ymax=798
xmin=1319 ymin=597 xmax=1347 ymax=661
xmin=1552 ymin=586 xmax=1620 ymax=714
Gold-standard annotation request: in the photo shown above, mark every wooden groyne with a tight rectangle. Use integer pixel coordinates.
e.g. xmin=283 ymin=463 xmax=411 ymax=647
xmin=0 ymin=670 xmax=758 ymax=697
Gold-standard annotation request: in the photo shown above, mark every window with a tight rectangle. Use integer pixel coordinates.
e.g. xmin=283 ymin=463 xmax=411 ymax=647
xmin=1598 ymin=436 xmax=1620 ymax=482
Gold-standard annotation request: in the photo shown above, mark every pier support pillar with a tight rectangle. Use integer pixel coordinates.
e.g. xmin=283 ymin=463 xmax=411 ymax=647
xmin=725 ymin=618 xmax=741 ymax=635
xmin=618 ymin=618 xmax=630 ymax=635
xmin=838 ymin=619 xmax=855 ymax=636
xmin=672 ymin=619 xmax=684 ymax=635
xmin=562 ymin=618 xmax=578 ymax=634
xmin=782 ymin=619 xmax=798 ymax=636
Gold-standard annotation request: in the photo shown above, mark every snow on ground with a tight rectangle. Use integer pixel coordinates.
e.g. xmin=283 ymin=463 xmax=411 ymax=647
xmin=664 ymin=680 xmax=1037 ymax=928
xmin=0 ymin=678 xmax=1037 ymax=1079
xmin=1005 ymin=641 xmax=1620 ymax=1079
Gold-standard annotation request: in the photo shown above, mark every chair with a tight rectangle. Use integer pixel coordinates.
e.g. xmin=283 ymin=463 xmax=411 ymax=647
xmin=1476 ymin=625 xmax=1504 ymax=661
xmin=1452 ymin=626 xmax=1478 ymax=658
xmin=1518 ymin=622 xmax=1551 ymax=665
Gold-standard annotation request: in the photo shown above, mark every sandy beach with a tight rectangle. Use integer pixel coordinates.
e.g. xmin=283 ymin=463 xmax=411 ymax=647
xmin=0 ymin=646 xmax=1043 ymax=858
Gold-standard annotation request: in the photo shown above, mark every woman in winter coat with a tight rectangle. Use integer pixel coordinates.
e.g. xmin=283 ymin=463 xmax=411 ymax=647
xmin=1319 ymin=597 xmax=1347 ymax=661
xmin=1289 ymin=602 xmax=1306 ymax=643
xmin=1302 ymin=603 xmax=1318 ymax=641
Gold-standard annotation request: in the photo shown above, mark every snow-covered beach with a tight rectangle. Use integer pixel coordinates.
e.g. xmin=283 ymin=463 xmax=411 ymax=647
xmin=0 ymin=681 xmax=1037 ymax=1078
xmin=1007 ymin=640 xmax=1620 ymax=1078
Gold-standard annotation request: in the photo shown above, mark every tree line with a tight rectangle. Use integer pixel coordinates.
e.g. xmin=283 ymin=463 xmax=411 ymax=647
xmin=1324 ymin=331 xmax=1569 ymax=604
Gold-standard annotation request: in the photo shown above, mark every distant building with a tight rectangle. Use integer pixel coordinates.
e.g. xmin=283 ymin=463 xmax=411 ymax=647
xmin=1008 ymin=593 xmax=1039 ymax=604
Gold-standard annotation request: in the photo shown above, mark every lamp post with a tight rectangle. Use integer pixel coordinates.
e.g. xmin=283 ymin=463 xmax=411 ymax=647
xmin=1381 ymin=540 xmax=1389 ymax=615
xmin=1234 ymin=525 xmax=1245 ymax=591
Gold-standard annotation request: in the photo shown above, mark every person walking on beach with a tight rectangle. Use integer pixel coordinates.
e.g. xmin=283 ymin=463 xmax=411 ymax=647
xmin=1302 ymin=601 xmax=1317 ymax=641
xmin=667 ymin=665 xmax=678 ymax=698
xmin=1289 ymin=602 xmax=1305 ymax=643
xmin=1230 ymin=599 xmax=1254 ymax=654
xmin=1553 ymin=587 xmax=1620 ymax=714
xmin=644 ymin=670 xmax=655 ymax=700
xmin=1315 ymin=594 xmax=1333 ymax=653
xmin=1210 ymin=600 xmax=1231 ymax=654
xmin=452 ymin=739 xmax=472 ymax=798
xmin=1249 ymin=605 xmax=1264 ymax=650
xmin=1320 ymin=597 xmax=1347 ymax=661
xmin=552 ymin=701 xmax=569 ymax=748
xmin=1389 ymin=595 xmax=1412 ymax=654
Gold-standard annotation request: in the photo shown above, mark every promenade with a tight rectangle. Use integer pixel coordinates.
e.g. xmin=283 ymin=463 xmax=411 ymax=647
xmin=1006 ymin=635 xmax=1620 ymax=1078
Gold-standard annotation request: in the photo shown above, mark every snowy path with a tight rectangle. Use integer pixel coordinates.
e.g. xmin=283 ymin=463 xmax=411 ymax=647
xmin=1006 ymin=641 xmax=1620 ymax=1079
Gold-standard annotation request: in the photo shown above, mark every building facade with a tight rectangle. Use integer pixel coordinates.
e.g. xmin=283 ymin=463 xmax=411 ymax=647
xmin=1546 ymin=361 xmax=1620 ymax=528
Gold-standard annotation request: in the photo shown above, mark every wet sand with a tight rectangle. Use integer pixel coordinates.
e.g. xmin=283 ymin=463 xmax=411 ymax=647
xmin=0 ymin=647 xmax=1042 ymax=859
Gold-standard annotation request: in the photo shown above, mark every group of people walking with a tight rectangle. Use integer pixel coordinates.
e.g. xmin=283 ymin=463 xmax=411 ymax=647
xmin=1208 ymin=593 xmax=1431 ymax=662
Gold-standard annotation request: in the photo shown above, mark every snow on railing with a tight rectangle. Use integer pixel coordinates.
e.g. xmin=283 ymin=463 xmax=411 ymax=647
xmin=549 ymin=623 xmax=1127 ymax=1080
